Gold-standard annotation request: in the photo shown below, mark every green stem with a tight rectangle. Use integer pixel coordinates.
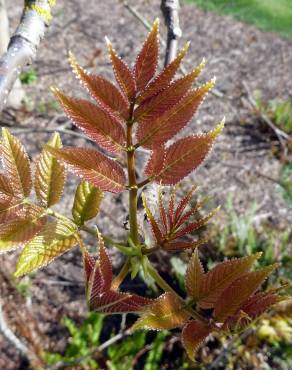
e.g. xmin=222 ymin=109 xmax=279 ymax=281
xmin=147 ymin=262 xmax=208 ymax=324
xmin=142 ymin=245 xmax=160 ymax=255
xmin=46 ymin=209 xmax=128 ymax=252
xmin=80 ymin=225 xmax=125 ymax=247
xmin=127 ymin=100 xmax=139 ymax=245
xmin=111 ymin=258 xmax=131 ymax=290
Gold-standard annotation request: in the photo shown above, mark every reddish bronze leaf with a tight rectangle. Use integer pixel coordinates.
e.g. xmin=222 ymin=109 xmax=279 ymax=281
xmin=85 ymin=234 xmax=152 ymax=313
xmin=87 ymin=261 xmax=104 ymax=302
xmin=142 ymin=187 xmax=214 ymax=251
xmin=173 ymin=207 xmax=219 ymax=240
xmin=69 ymin=52 xmax=129 ymax=118
xmin=98 ymin=234 xmax=113 ymax=291
xmin=144 ymin=147 xmax=166 ymax=178
xmin=106 ymin=38 xmax=136 ymax=100
xmin=163 ymin=239 xmax=208 ymax=252
xmin=185 ymin=249 xmax=205 ymax=301
xmin=153 ymin=120 xmax=224 ymax=185
xmin=1 ymin=128 xmax=32 ymax=198
xmin=0 ymin=174 xmax=14 ymax=198
xmin=178 ymin=198 xmax=205 ymax=226
xmin=198 ymin=253 xmax=262 ymax=309
xmin=132 ymin=292 xmax=190 ymax=331
xmin=134 ymin=60 xmax=206 ymax=125
xmin=52 ymin=88 xmax=126 ymax=154
xmin=134 ymin=19 xmax=159 ymax=91
xmin=174 ymin=185 xmax=197 ymax=224
xmin=182 ymin=320 xmax=211 ymax=361
xmin=241 ymin=292 xmax=284 ymax=319
xmin=214 ymin=264 xmax=278 ymax=322
xmin=45 ymin=146 xmax=125 ymax=193
xmin=83 ymin=249 xmax=96 ymax=286
xmin=137 ymin=78 xmax=214 ymax=149
xmin=89 ymin=290 xmax=152 ymax=314
xmin=137 ymin=42 xmax=190 ymax=104
xmin=0 ymin=201 xmax=25 ymax=225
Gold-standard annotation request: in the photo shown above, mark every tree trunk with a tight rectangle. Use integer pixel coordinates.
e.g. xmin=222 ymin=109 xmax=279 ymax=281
xmin=0 ymin=0 xmax=24 ymax=108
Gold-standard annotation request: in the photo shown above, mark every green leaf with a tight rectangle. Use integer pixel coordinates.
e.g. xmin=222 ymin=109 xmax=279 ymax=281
xmin=72 ymin=181 xmax=103 ymax=225
xmin=35 ymin=133 xmax=66 ymax=207
xmin=15 ymin=219 xmax=78 ymax=277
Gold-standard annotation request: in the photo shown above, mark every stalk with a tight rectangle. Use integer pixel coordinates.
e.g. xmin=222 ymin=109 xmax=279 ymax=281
xmin=147 ymin=262 xmax=208 ymax=324
xmin=111 ymin=258 xmax=131 ymax=290
xmin=126 ymin=100 xmax=139 ymax=245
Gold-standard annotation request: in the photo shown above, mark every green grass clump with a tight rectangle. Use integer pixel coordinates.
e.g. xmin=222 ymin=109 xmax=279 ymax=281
xmin=185 ymin=0 xmax=292 ymax=38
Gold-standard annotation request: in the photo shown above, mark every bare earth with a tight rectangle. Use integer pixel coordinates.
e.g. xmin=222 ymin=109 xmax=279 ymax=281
xmin=0 ymin=0 xmax=291 ymax=368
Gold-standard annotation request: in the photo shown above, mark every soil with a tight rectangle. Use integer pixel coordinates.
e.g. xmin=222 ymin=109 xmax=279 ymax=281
xmin=0 ymin=0 xmax=291 ymax=369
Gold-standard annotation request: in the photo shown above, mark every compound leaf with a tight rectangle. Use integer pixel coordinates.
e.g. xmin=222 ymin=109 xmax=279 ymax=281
xmin=86 ymin=234 xmax=152 ymax=313
xmin=52 ymin=88 xmax=126 ymax=154
xmin=35 ymin=133 xmax=66 ymax=207
xmin=134 ymin=18 xmax=159 ymax=91
xmin=198 ymin=252 xmax=262 ymax=309
xmin=214 ymin=264 xmax=278 ymax=321
xmin=45 ymin=146 xmax=126 ymax=193
xmin=14 ymin=219 xmax=78 ymax=277
xmin=1 ymin=128 xmax=32 ymax=198
xmin=72 ymin=181 xmax=103 ymax=225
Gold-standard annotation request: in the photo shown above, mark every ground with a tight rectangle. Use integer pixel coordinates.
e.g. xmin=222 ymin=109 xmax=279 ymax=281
xmin=0 ymin=0 xmax=291 ymax=369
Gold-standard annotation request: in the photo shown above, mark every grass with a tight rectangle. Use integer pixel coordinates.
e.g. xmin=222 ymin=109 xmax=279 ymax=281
xmin=185 ymin=0 xmax=292 ymax=38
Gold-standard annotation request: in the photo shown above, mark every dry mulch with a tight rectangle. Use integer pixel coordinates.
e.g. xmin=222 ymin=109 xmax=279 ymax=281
xmin=1 ymin=0 xmax=291 ymax=368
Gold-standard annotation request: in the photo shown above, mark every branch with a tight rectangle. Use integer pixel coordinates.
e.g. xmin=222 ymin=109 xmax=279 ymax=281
xmin=161 ymin=0 xmax=182 ymax=66
xmin=0 ymin=0 xmax=55 ymax=112
xmin=242 ymin=80 xmax=290 ymax=144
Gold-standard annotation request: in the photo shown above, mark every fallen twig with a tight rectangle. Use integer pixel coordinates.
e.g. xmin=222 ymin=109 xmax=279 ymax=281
xmin=242 ymin=80 xmax=290 ymax=147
